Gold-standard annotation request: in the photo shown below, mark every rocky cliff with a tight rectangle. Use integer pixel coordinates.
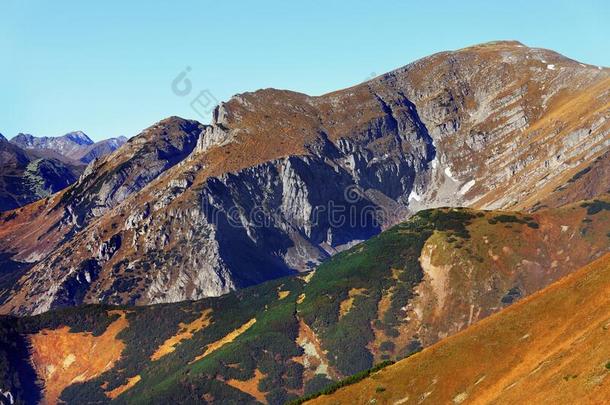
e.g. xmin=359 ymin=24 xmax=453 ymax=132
xmin=0 ymin=41 xmax=608 ymax=315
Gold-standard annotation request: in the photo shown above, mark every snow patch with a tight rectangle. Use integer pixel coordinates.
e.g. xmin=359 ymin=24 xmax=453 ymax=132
xmin=408 ymin=189 xmax=422 ymax=202
xmin=546 ymin=64 xmax=556 ymax=70
xmin=444 ymin=167 xmax=458 ymax=182
xmin=459 ymin=179 xmax=476 ymax=195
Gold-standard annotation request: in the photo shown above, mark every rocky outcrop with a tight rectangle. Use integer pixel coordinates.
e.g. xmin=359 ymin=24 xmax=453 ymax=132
xmin=1 ymin=41 xmax=608 ymax=315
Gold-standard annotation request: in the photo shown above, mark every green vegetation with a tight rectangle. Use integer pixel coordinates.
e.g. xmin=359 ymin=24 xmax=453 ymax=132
xmin=581 ymin=200 xmax=610 ymax=215
xmin=0 ymin=207 xmax=507 ymax=404
xmin=568 ymin=166 xmax=591 ymax=183
xmin=297 ymin=208 xmax=478 ymax=376
xmin=1 ymin=201 xmax=607 ymax=404
xmin=488 ymin=214 xmax=539 ymax=228
xmin=286 ymin=360 xmax=395 ymax=405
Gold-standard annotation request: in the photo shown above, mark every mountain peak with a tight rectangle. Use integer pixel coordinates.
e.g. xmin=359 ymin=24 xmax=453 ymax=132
xmin=63 ymin=130 xmax=94 ymax=145
xmin=465 ymin=39 xmax=526 ymax=48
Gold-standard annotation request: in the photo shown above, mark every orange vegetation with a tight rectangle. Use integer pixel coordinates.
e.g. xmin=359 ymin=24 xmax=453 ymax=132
xmin=308 ymin=254 xmax=610 ymax=404
xmin=191 ymin=318 xmax=256 ymax=362
xmin=339 ymin=288 xmax=367 ymax=318
xmin=29 ymin=310 xmax=129 ymax=405
xmin=293 ymin=319 xmax=337 ymax=382
xmin=151 ymin=309 xmax=212 ymax=361
xmin=226 ymin=369 xmax=267 ymax=403
xmin=105 ymin=375 xmax=141 ymax=399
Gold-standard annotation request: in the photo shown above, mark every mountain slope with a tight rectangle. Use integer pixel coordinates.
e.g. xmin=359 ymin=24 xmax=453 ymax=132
xmin=77 ymin=136 xmax=129 ymax=164
xmin=0 ymin=198 xmax=607 ymax=404
xmin=0 ymin=137 xmax=82 ymax=212
xmin=1 ymin=41 xmax=609 ymax=314
xmin=308 ymin=253 xmax=610 ymax=405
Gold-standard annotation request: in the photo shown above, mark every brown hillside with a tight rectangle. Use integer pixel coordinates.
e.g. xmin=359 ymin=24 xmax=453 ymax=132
xmin=308 ymin=253 xmax=610 ymax=405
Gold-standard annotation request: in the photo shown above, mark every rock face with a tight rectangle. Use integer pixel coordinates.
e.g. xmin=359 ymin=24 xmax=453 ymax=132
xmin=0 ymin=41 xmax=608 ymax=315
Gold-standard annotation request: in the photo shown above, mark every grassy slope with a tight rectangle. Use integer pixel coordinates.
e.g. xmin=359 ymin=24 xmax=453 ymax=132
xmin=0 ymin=197 xmax=608 ymax=404
xmin=309 ymin=253 xmax=610 ymax=405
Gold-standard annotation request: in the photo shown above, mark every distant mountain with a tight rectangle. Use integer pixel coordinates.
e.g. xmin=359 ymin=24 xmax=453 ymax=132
xmin=78 ymin=136 xmax=128 ymax=163
xmin=11 ymin=131 xmax=94 ymax=157
xmin=0 ymin=132 xmax=128 ymax=211
xmin=0 ymin=136 xmax=83 ymax=212
xmin=0 ymin=41 xmax=608 ymax=315
xmin=0 ymin=197 xmax=607 ymax=404
xmin=10 ymin=131 xmax=127 ymax=164
xmin=309 ymin=252 xmax=610 ymax=405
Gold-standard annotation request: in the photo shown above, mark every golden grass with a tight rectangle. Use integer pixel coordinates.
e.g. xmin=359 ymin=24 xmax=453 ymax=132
xmin=192 ymin=318 xmax=256 ymax=362
xmin=29 ymin=310 xmax=129 ymax=405
xmin=105 ymin=375 xmax=141 ymax=399
xmin=308 ymin=253 xmax=610 ymax=404
xmin=151 ymin=309 xmax=212 ymax=361
xmin=339 ymin=288 xmax=367 ymax=319
xmin=300 ymin=271 xmax=316 ymax=284
xmin=278 ymin=290 xmax=291 ymax=300
xmin=226 ymin=369 xmax=267 ymax=403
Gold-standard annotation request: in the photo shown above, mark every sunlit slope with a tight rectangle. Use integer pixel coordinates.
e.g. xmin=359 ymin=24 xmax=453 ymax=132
xmin=309 ymin=253 xmax=610 ymax=405
xmin=0 ymin=197 xmax=608 ymax=404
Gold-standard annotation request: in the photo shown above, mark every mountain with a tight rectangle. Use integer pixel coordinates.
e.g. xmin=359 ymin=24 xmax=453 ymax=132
xmin=0 ymin=137 xmax=82 ymax=212
xmin=11 ymin=131 xmax=95 ymax=158
xmin=0 ymin=41 xmax=609 ymax=316
xmin=308 ymin=252 xmax=610 ymax=405
xmin=78 ymin=136 xmax=129 ymax=163
xmin=0 ymin=198 xmax=607 ymax=404
xmin=0 ymin=131 xmax=128 ymax=212
xmin=10 ymin=132 xmax=127 ymax=164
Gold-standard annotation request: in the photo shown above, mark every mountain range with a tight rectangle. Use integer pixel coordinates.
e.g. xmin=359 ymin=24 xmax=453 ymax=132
xmin=0 ymin=40 xmax=608 ymax=404
xmin=0 ymin=41 xmax=608 ymax=317
xmin=0 ymin=132 xmax=127 ymax=212
xmin=10 ymin=132 xmax=128 ymax=164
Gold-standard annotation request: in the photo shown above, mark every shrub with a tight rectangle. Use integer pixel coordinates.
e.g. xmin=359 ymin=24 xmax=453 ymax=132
xmin=379 ymin=341 xmax=395 ymax=352
xmin=287 ymin=360 xmax=395 ymax=405
xmin=581 ymin=200 xmax=610 ymax=215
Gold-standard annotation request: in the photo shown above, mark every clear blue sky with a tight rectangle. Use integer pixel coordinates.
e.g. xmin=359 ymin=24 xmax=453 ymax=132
xmin=1 ymin=0 xmax=608 ymax=141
